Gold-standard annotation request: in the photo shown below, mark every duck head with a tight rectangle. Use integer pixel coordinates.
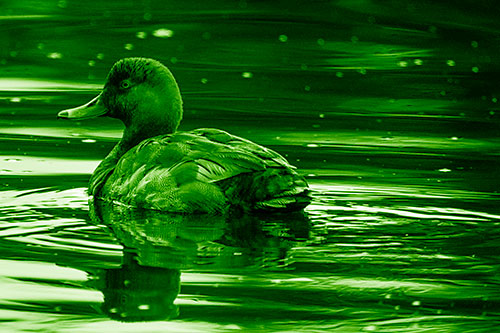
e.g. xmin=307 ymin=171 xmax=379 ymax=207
xmin=58 ymin=57 xmax=183 ymax=142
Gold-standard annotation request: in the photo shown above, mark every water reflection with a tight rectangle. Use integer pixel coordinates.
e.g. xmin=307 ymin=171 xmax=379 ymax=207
xmin=91 ymin=201 xmax=309 ymax=321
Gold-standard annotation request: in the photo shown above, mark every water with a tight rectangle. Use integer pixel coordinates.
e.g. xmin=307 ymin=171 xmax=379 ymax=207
xmin=1 ymin=1 xmax=500 ymax=331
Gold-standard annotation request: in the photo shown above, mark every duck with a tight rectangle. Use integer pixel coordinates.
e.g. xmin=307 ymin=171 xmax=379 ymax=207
xmin=58 ymin=57 xmax=311 ymax=214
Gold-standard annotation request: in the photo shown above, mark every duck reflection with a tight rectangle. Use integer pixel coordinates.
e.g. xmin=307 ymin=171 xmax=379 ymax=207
xmin=91 ymin=202 xmax=310 ymax=322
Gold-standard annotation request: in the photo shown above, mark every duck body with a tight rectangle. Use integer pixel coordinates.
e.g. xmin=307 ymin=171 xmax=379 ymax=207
xmin=91 ymin=128 xmax=310 ymax=213
xmin=59 ymin=57 xmax=311 ymax=214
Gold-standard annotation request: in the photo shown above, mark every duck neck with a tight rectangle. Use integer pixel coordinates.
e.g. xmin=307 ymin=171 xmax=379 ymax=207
xmin=115 ymin=123 xmax=173 ymax=158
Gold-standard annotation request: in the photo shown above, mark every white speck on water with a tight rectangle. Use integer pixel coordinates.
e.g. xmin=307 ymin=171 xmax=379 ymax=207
xmin=223 ymin=324 xmax=241 ymax=330
xmin=472 ymin=66 xmax=479 ymax=73
xmin=279 ymin=34 xmax=288 ymax=42
xmin=412 ymin=300 xmax=421 ymax=306
xmin=450 ymin=137 xmax=459 ymax=140
xmin=414 ymin=59 xmax=423 ymax=65
xmin=398 ymin=61 xmax=408 ymax=67
xmin=438 ymin=168 xmax=451 ymax=173
xmin=233 ymin=252 xmax=242 ymax=256
xmin=363 ymin=325 xmax=377 ymax=332
xmin=10 ymin=97 xmax=21 ymax=103
xmin=384 ymin=294 xmax=392 ymax=299
xmin=319 ymin=113 xmax=325 ymax=118
xmin=242 ymin=72 xmax=253 ymax=79
xmin=201 ymin=78 xmax=208 ymax=84
xmin=47 ymin=52 xmax=62 ymax=59
xmin=88 ymin=60 xmax=95 ymax=67
xmin=81 ymin=139 xmax=96 ymax=143
xmin=138 ymin=304 xmax=150 ymax=310
xmin=306 ymin=144 xmax=319 ymax=147
xmin=136 ymin=31 xmax=147 ymax=39
xmin=124 ymin=43 xmax=134 ymax=51
xmin=153 ymin=28 xmax=174 ymax=38
xmin=96 ymin=53 xmax=104 ymax=60
xmin=446 ymin=60 xmax=455 ymax=67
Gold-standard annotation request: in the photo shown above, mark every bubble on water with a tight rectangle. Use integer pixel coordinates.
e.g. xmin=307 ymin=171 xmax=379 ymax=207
xmin=10 ymin=97 xmax=21 ymax=103
xmin=124 ymin=43 xmax=134 ymax=51
xmin=81 ymin=139 xmax=96 ymax=143
xmin=471 ymin=40 xmax=478 ymax=48
xmin=304 ymin=85 xmax=311 ymax=91
xmin=472 ymin=66 xmax=479 ymax=73
xmin=153 ymin=29 xmax=174 ymax=38
xmin=319 ymin=113 xmax=325 ymax=118
xmin=438 ymin=168 xmax=451 ymax=173
xmin=201 ymin=78 xmax=208 ymax=84
xmin=88 ymin=60 xmax=95 ymax=67
xmin=233 ymin=252 xmax=242 ymax=256
xmin=109 ymin=308 xmax=118 ymax=313
xmin=446 ymin=60 xmax=455 ymax=67
xmin=414 ymin=59 xmax=423 ymax=65
xmin=412 ymin=300 xmax=421 ymax=306
xmin=138 ymin=304 xmax=150 ymax=310
xmin=336 ymin=71 xmax=344 ymax=78
xmin=278 ymin=34 xmax=288 ymax=42
xmin=317 ymin=38 xmax=325 ymax=46
xmin=384 ymin=294 xmax=392 ymax=299
xmin=242 ymin=72 xmax=253 ymax=79
xmin=96 ymin=53 xmax=104 ymax=60
xmin=398 ymin=61 xmax=408 ymax=67
xmin=136 ymin=31 xmax=147 ymax=39
xmin=490 ymin=111 xmax=495 ymax=115
xmin=450 ymin=137 xmax=458 ymax=140
xmin=47 ymin=52 xmax=62 ymax=59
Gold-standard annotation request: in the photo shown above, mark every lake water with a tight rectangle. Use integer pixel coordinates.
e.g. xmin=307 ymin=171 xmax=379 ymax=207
xmin=1 ymin=1 xmax=500 ymax=332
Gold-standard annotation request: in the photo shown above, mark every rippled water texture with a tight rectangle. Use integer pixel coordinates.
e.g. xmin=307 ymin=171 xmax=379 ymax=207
xmin=1 ymin=1 xmax=500 ymax=332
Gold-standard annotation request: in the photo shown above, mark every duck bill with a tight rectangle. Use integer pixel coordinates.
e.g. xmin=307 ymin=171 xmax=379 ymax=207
xmin=57 ymin=93 xmax=107 ymax=119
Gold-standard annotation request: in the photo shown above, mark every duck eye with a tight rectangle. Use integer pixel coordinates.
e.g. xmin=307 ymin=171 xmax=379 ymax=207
xmin=120 ymin=80 xmax=131 ymax=89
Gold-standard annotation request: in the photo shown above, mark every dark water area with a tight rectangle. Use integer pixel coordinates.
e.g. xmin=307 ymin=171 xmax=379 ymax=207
xmin=1 ymin=0 xmax=499 ymax=332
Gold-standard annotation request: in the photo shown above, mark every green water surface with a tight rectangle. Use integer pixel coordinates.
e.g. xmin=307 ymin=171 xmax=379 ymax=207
xmin=1 ymin=1 xmax=499 ymax=332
